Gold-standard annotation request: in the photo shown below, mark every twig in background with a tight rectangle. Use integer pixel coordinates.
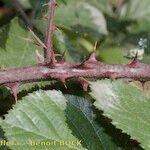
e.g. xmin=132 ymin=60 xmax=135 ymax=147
xmin=12 ymin=0 xmax=32 ymax=28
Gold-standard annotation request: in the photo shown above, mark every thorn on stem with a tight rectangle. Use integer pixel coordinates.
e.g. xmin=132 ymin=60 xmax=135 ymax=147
xmin=77 ymin=52 xmax=97 ymax=69
xmin=63 ymin=82 xmax=67 ymax=89
xmin=52 ymin=0 xmax=58 ymax=7
xmin=56 ymin=50 xmax=66 ymax=63
xmin=87 ymin=52 xmax=97 ymax=63
xmin=54 ymin=25 xmax=60 ymax=31
xmin=85 ymin=41 xmax=98 ymax=63
xmin=53 ymin=53 xmax=65 ymax=64
xmin=83 ymin=41 xmax=99 ymax=63
xmin=141 ymin=81 xmax=146 ymax=91
xmin=110 ymin=73 xmax=117 ymax=81
xmin=60 ymin=78 xmax=67 ymax=89
xmin=128 ymin=52 xmax=140 ymax=68
xmin=28 ymin=27 xmax=46 ymax=48
xmin=62 ymin=49 xmax=66 ymax=58
xmin=43 ymin=14 xmax=48 ymax=19
xmin=43 ymin=0 xmax=58 ymax=7
xmin=35 ymin=49 xmax=44 ymax=64
xmin=42 ymin=3 xmax=49 ymax=7
xmin=5 ymin=83 xmax=18 ymax=103
xmin=78 ymin=78 xmax=89 ymax=91
xmin=93 ymin=41 xmax=98 ymax=52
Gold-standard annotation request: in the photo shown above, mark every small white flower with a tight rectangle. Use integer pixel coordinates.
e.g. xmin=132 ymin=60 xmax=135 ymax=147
xmin=126 ymin=48 xmax=144 ymax=60
xmin=125 ymin=38 xmax=147 ymax=60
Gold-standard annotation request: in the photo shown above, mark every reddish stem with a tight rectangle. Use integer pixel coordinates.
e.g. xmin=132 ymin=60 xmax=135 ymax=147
xmin=1 ymin=0 xmax=150 ymax=92
xmin=44 ymin=0 xmax=57 ymax=64
xmin=0 ymin=60 xmax=150 ymax=85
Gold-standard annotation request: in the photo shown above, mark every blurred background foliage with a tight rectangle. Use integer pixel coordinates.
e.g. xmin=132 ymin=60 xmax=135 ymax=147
xmin=0 ymin=0 xmax=150 ymax=65
xmin=0 ymin=0 xmax=149 ymax=149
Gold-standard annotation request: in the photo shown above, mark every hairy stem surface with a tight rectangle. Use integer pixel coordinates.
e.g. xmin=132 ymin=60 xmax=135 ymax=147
xmin=0 ymin=61 xmax=150 ymax=85
xmin=44 ymin=0 xmax=57 ymax=64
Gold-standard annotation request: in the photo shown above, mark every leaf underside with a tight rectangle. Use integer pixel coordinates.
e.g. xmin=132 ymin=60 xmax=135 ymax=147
xmin=90 ymin=80 xmax=150 ymax=150
xmin=0 ymin=90 xmax=86 ymax=150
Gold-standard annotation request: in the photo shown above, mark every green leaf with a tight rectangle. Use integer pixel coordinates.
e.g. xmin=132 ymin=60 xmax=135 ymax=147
xmin=65 ymin=95 xmax=119 ymax=150
xmin=0 ymin=86 xmax=10 ymax=100
xmin=98 ymin=46 xmax=129 ymax=64
xmin=17 ymin=0 xmax=32 ymax=9
xmin=120 ymin=0 xmax=150 ymax=21
xmin=35 ymin=0 xmax=108 ymax=37
xmin=55 ymin=1 xmax=108 ymax=35
xmin=127 ymin=20 xmax=150 ymax=33
xmin=142 ymin=54 xmax=150 ymax=64
xmin=3 ymin=0 xmax=32 ymax=9
xmin=0 ymin=18 xmax=41 ymax=68
xmin=90 ymin=80 xmax=150 ymax=150
xmin=34 ymin=1 xmax=108 ymax=62
xmin=0 ymin=24 xmax=9 ymax=50
xmin=0 ymin=90 xmax=86 ymax=150
xmin=0 ymin=127 xmax=9 ymax=150
xmin=115 ymin=0 xmax=150 ymax=34
xmin=0 ymin=18 xmax=54 ymax=92
xmin=87 ymin=0 xmax=112 ymax=15
xmin=54 ymin=30 xmax=82 ymax=62
xmin=18 ymin=81 xmax=55 ymax=93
